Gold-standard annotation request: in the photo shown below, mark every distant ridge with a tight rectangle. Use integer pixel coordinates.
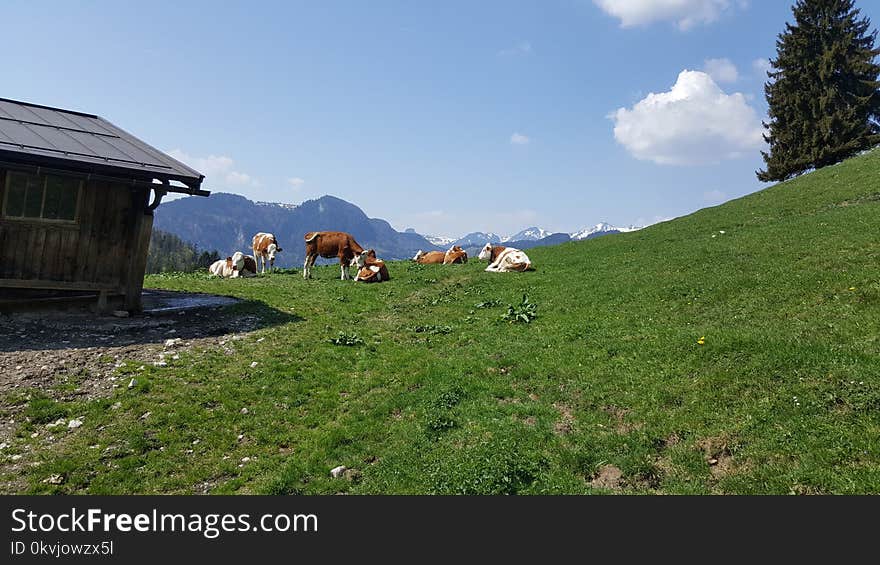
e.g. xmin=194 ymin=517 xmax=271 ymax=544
xmin=154 ymin=193 xmax=442 ymax=267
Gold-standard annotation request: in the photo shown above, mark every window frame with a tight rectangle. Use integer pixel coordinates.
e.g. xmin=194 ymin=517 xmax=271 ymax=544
xmin=1 ymin=169 xmax=82 ymax=224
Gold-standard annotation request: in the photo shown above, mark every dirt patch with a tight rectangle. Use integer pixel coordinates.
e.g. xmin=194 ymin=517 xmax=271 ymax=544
xmin=0 ymin=296 xmax=291 ymax=492
xmin=589 ymin=464 xmax=623 ymax=490
xmin=553 ymin=402 xmax=575 ymax=435
xmin=602 ymin=405 xmax=643 ymax=434
xmin=695 ymin=436 xmax=735 ymax=480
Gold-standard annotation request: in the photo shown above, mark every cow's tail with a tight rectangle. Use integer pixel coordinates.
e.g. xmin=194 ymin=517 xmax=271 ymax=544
xmin=304 ymin=232 xmax=319 ymax=242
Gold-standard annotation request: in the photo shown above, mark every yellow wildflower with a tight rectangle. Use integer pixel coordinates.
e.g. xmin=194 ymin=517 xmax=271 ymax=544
xmin=697 ymin=336 xmax=706 ymax=345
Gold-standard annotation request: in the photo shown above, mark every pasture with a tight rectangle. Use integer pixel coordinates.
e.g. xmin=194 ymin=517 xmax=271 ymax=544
xmin=3 ymin=149 xmax=880 ymax=494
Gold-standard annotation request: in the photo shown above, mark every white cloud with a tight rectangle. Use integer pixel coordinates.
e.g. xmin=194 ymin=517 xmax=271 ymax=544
xmin=593 ymin=0 xmax=736 ymax=30
xmin=166 ymin=149 xmax=258 ymax=187
xmin=498 ymin=41 xmax=532 ymax=56
xmin=609 ymin=70 xmax=765 ymax=165
xmin=752 ymin=58 xmax=772 ymax=78
xmin=287 ymin=177 xmax=306 ymax=188
xmin=510 ymin=132 xmax=530 ymax=145
xmin=703 ymin=58 xmax=739 ymax=83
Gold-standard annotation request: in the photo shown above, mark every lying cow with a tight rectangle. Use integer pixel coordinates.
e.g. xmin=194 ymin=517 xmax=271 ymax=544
xmin=413 ymin=250 xmax=447 ymax=264
xmin=352 ymin=249 xmax=390 ymax=283
xmin=443 ymin=245 xmax=468 ymax=264
xmin=303 ymin=231 xmax=366 ymax=280
xmin=478 ymin=243 xmax=532 ymax=273
xmin=209 ymin=251 xmax=258 ymax=278
xmin=252 ymin=232 xmax=282 ymax=273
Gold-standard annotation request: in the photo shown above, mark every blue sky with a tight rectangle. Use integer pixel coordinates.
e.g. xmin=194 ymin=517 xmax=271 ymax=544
xmin=3 ymin=1 xmax=878 ymax=237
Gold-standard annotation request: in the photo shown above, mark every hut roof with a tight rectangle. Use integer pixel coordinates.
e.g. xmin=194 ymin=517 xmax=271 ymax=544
xmin=0 ymin=98 xmax=208 ymax=195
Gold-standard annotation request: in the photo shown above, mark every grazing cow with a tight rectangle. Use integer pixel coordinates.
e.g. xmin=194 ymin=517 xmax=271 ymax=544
xmin=352 ymin=249 xmax=390 ymax=283
xmin=443 ymin=245 xmax=468 ymax=264
xmin=412 ymin=250 xmax=447 ymax=264
xmin=303 ymin=231 xmax=366 ymax=280
xmin=478 ymin=243 xmax=533 ymax=273
xmin=208 ymin=251 xmax=257 ymax=278
xmin=252 ymin=233 xmax=283 ymax=273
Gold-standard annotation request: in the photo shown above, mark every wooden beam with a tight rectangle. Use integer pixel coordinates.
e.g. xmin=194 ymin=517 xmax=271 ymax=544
xmin=0 ymin=278 xmax=120 ymax=292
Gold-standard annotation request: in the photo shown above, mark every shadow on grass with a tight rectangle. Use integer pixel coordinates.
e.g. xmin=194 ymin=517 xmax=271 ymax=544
xmin=0 ymin=294 xmax=303 ymax=353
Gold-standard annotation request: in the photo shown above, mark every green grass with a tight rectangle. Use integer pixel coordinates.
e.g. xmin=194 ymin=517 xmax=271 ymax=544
xmin=5 ymin=149 xmax=880 ymax=494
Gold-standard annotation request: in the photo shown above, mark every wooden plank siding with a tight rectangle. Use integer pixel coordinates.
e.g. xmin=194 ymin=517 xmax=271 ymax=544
xmin=0 ymin=167 xmax=152 ymax=309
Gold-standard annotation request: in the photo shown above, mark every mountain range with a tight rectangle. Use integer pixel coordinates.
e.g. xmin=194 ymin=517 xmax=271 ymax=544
xmin=153 ymin=193 xmax=640 ymax=267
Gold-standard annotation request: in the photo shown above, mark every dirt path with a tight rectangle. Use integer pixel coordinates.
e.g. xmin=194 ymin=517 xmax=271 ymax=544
xmin=0 ymin=292 xmax=271 ymax=491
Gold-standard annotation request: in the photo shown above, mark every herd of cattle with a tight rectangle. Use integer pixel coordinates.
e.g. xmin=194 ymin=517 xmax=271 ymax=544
xmin=209 ymin=230 xmax=533 ymax=282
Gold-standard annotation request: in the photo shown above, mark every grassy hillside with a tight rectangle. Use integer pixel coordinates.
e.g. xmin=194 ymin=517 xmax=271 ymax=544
xmin=6 ymin=149 xmax=880 ymax=494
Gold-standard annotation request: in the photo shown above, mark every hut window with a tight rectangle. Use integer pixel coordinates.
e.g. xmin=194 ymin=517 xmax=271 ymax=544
xmin=3 ymin=171 xmax=80 ymax=221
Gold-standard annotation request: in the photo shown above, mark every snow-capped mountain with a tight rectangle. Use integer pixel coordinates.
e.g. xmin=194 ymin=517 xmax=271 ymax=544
xmin=424 ymin=234 xmax=457 ymax=247
xmin=453 ymin=232 xmax=505 ymax=247
xmin=508 ymin=227 xmax=553 ymax=241
xmin=570 ymin=222 xmax=641 ymax=241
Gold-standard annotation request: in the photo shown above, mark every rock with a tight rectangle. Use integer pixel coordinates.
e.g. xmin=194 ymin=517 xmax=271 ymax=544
xmin=153 ymin=361 xmax=168 ymax=367
xmin=250 ymin=362 xmax=258 ymax=368
xmin=708 ymin=458 xmax=719 ymax=466
xmin=11 ymin=454 xmax=22 ymax=461
xmin=140 ymin=412 xmax=152 ymax=420
xmin=164 ymin=338 xmax=182 ymax=348
xmin=42 ymin=474 xmax=64 ymax=485
xmin=256 ymin=337 xmax=265 ymax=343
xmin=46 ymin=418 xmax=66 ymax=428
xmin=128 ymin=379 xmax=136 ymax=389
xmin=111 ymin=402 xmax=121 ymax=410
xmin=330 ymin=465 xmax=347 ymax=478
xmin=67 ymin=419 xmax=83 ymax=429
xmin=0 ymin=442 xmax=7 ymax=450
xmin=112 ymin=310 xmax=129 ymax=318
xmin=240 ymin=408 xmax=249 ymax=415
xmin=241 ymin=457 xmax=251 ymax=463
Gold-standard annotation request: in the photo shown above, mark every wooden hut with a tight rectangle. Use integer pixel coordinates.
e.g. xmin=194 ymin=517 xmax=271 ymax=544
xmin=0 ymin=97 xmax=209 ymax=312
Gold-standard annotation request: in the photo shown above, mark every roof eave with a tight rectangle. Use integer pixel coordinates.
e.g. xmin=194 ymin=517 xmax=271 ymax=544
xmin=0 ymin=150 xmax=209 ymax=197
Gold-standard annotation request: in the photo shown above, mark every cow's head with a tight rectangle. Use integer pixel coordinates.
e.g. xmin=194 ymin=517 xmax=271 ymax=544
xmin=478 ymin=243 xmax=493 ymax=261
xmin=229 ymin=252 xmax=246 ymax=277
xmin=266 ymin=243 xmax=280 ymax=267
xmin=412 ymin=250 xmax=425 ymax=262
xmin=352 ymin=249 xmax=377 ymax=269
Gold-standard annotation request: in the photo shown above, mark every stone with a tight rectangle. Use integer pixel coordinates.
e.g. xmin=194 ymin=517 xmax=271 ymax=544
xmin=330 ymin=465 xmax=347 ymax=478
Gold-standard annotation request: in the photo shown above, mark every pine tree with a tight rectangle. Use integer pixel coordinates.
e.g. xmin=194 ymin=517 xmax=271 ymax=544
xmin=758 ymin=0 xmax=880 ymax=182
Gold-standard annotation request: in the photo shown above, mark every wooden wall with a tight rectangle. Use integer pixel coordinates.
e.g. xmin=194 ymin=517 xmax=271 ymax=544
xmin=0 ymin=167 xmax=151 ymax=309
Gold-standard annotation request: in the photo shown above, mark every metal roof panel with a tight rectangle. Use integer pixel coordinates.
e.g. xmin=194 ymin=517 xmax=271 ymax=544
xmin=0 ymin=97 xmax=204 ymax=191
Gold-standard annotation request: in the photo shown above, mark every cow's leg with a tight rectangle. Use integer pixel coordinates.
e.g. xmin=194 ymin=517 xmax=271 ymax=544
xmin=303 ymin=254 xmax=312 ymax=279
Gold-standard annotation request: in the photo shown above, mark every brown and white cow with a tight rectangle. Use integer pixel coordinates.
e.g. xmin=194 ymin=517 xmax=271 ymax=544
xmin=412 ymin=250 xmax=447 ymax=264
xmin=209 ymin=251 xmax=258 ymax=278
xmin=443 ymin=245 xmax=468 ymax=264
xmin=303 ymin=231 xmax=366 ymax=280
xmin=252 ymin=232 xmax=282 ymax=274
xmin=352 ymin=249 xmax=390 ymax=283
xmin=478 ymin=243 xmax=532 ymax=273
